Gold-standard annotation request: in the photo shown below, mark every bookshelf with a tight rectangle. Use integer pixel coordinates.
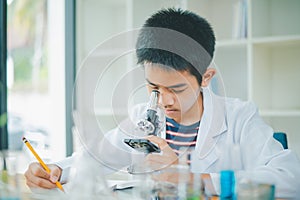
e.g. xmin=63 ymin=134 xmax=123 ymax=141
xmin=76 ymin=0 xmax=300 ymax=156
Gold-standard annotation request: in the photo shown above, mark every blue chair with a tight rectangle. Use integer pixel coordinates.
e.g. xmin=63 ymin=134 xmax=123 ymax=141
xmin=273 ymin=132 xmax=288 ymax=149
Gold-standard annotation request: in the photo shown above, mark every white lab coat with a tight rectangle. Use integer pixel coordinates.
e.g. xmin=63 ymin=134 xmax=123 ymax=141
xmin=58 ymin=87 xmax=300 ymax=198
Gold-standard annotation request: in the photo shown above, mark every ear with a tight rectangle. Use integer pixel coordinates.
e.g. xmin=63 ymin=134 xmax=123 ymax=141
xmin=201 ymin=68 xmax=216 ymax=87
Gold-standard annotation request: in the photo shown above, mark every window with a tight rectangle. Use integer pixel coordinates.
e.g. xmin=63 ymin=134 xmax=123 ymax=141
xmin=6 ymin=0 xmax=69 ymax=171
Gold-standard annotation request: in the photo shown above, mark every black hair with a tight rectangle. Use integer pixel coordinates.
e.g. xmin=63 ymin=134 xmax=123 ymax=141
xmin=136 ymin=8 xmax=215 ymax=85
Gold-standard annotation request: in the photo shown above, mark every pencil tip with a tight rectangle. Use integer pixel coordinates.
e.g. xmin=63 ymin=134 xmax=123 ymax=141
xmin=22 ymin=137 xmax=27 ymax=142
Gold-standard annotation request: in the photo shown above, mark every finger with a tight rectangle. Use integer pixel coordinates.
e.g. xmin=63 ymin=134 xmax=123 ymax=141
xmin=49 ymin=165 xmax=61 ymax=183
xmin=29 ymin=162 xmax=50 ymax=180
xmin=26 ymin=180 xmax=39 ymax=188
xmin=24 ymin=165 xmax=45 ymax=183
xmin=147 ymin=154 xmax=177 ymax=165
xmin=147 ymin=135 xmax=170 ymax=150
xmin=25 ymin=174 xmax=57 ymax=189
xmin=25 ymin=162 xmax=56 ymax=189
xmin=147 ymin=135 xmax=165 ymax=145
xmin=50 ymin=174 xmax=59 ymax=183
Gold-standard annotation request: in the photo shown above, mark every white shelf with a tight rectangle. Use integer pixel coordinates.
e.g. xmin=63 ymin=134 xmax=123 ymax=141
xmin=252 ymin=35 xmax=300 ymax=46
xmin=251 ymin=0 xmax=300 ymax=38
xmin=216 ymin=39 xmax=248 ymax=48
xmin=260 ymin=110 xmax=300 ymax=117
xmin=252 ymin=42 xmax=300 ymax=110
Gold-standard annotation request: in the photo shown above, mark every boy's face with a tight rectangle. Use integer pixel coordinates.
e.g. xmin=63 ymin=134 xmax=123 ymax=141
xmin=144 ymin=63 xmax=202 ymax=125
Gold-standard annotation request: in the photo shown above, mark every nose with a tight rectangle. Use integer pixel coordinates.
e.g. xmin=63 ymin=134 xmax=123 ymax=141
xmin=158 ymin=89 xmax=175 ymax=107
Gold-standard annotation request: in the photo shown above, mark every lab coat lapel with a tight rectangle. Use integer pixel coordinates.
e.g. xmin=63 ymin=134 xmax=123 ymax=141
xmin=195 ymin=87 xmax=227 ymax=168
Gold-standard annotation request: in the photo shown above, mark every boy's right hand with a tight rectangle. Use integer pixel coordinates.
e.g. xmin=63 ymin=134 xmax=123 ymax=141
xmin=24 ymin=162 xmax=62 ymax=189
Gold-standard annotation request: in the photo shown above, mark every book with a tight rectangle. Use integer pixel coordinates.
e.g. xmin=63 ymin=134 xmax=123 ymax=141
xmin=232 ymin=0 xmax=247 ymax=39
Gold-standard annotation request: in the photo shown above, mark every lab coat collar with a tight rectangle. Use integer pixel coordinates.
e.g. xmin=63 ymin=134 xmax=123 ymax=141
xmin=196 ymin=87 xmax=227 ymax=159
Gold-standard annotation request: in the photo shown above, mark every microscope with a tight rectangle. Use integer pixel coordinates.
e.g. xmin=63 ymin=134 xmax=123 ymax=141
xmin=136 ymin=90 xmax=160 ymax=136
xmin=124 ymin=90 xmax=163 ymax=153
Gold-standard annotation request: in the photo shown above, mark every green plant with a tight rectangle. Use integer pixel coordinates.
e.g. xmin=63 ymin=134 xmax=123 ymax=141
xmin=0 ymin=113 xmax=7 ymax=128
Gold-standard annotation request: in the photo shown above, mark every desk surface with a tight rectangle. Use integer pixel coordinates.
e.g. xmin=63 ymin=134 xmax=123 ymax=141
xmin=10 ymin=173 xmax=211 ymax=200
xmin=9 ymin=174 xmax=286 ymax=200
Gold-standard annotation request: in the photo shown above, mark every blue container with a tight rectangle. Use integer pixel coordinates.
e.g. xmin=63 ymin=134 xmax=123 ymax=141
xmin=220 ymin=170 xmax=235 ymax=200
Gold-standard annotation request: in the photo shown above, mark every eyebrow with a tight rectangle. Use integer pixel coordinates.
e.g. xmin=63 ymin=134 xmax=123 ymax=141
xmin=146 ymin=78 xmax=187 ymax=89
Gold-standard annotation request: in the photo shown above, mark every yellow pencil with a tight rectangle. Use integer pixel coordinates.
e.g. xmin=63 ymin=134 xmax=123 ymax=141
xmin=22 ymin=137 xmax=64 ymax=192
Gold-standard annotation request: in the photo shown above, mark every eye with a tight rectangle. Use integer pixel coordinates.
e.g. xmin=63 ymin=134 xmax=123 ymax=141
xmin=148 ymin=84 xmax=158 ymax=90
xmin=171 ymin=88 xmax=187 ymax=94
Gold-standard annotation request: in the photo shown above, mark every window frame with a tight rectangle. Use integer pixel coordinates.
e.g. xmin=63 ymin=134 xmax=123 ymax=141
xmin=0 ymin=0 xmax=8 ymax=151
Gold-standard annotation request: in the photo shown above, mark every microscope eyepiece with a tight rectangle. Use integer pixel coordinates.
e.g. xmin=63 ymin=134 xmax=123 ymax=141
xmin=148 ymin=90 xmax=159 ymax=110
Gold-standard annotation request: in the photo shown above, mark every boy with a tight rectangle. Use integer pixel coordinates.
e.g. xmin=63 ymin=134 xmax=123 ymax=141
xmin=25 ymin=8 xmax=300 ymax=198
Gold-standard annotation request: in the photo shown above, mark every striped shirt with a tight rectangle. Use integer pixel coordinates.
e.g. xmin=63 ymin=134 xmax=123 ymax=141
xmin=166 ymin=118 xmax=200 ymax=163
